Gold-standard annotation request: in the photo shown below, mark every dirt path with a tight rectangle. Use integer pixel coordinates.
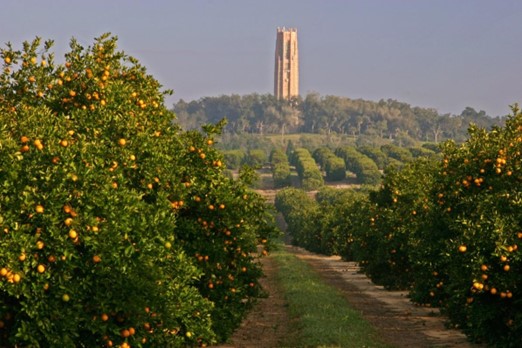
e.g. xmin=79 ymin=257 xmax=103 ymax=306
xmin=216 ymin=245 xmax=484 ymax=348
xmin=289 ymin=246 xmax=482 ymax=348
xmin=214 ymin=255 xmax=297 ymax=348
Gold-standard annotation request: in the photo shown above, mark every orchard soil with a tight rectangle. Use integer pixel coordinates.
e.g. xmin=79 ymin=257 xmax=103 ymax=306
xmin=215 ymin=170 xmax=483 ymax=347
xmin=216 ymin=246 xmax=483 ymax=348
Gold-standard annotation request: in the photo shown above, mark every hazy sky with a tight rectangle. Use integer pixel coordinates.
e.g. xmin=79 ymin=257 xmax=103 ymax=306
xmin=1 ymin=0 xmax=521 ymax=117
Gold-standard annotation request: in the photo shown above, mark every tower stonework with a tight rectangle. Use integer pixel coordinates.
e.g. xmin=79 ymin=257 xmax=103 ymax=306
xmin=274 ymin=27 xmax=299 ymax=100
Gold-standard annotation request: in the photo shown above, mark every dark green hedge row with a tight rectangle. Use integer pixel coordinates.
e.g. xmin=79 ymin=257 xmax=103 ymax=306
xmin=290 ymin=148 xmax=324 ymax=191
xmin=312 ymin=147 xmax=346 ymax=181
xmin=408 ymin=146 xmax=437 ymax=158
xmin=335 ymin=146 xmax=381 ymax=185
xmin=222 ymin=148 xmax=269 ymax=170
xmin=270 ymin=149 xmax=291 ymax=188
xmin=243 ymin=149 xmax=268 ymax=167
xmin=358 ymin=145 xmax=437 ymax=170
xmin=274 ymin=188 xmax=320 ymax=250
xmin=357 ymin=145 xmax=388 ymax=170
xmin=381 ymin=144 xmax=413 ymax=163
xmin=222 ymin=149 xmax=245 ymax=169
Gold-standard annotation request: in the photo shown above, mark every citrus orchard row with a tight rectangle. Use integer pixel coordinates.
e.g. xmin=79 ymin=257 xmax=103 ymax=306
xmin=0 ymin=34 xmax=278 ymax=347
xmin=276 ymin=107 xmax=522 ymax=346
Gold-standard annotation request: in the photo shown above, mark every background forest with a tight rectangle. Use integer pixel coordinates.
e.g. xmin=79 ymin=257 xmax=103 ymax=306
xmin=173 ymin=93 xmax=506 ymax=147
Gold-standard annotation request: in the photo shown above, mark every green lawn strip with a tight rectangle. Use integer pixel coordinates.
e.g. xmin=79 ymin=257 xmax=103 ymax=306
xmin=272 ymin=249 xmax=393 ymax=348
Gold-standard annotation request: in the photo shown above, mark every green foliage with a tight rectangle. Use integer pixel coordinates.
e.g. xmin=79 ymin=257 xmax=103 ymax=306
xmin=324 ymin=156 xmax=346 ymax=181
xmin=311 ymin=147 xmax=331 ymax=167
xmin=270 ymin=149 xmax=291 ymax=188
xmin=313 ymin=147 xmax=346 ymax=181
xmin=242 ymin=149 xmax=267 ymax=167
xmin=175 ymin=93 xmax=505 ymax=143
xmin=217 ymin=132 xmax=275 ymax=152
xmin=314 ymin=187 xmax=368 ymax=257
xmin=291 ymin=148 xmax=324 ymax=191
xmin=222 ymin=149 xmax=245 ymax=169
xmin=381 ymin=144 xmax=413 ymax=163
xmin=275 ymin=105 xmax=522 ymax=346
xmin=357 ymin=145 xmax=388 ymax=170
xmin=408 ymin=146 xmax=437 ymax=158
xmin=274 ymin=188 xmax=320 ymax=249
xmin=421 ymin=142 xmax=441 ymax=153
xmin=356 ymin=159 xmax=438 ymax=289
xmin=335 ymin=146 xmax=381 ymax=185
xmin=407 ymin=109 xmax=522 ymax=345
xmin=0 ymin=34 xmax=278 ymax=346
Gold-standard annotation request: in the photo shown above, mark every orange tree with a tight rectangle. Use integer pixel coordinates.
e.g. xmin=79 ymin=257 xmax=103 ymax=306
xmin=409 ymin=108 xmax=522 ymax=346
xmin=345 ymin=110 xmax=522 ymax=345
xmin=351 ymin=110 xmax=522 ymax=344
xmin=274 ymin=187 xmax=320 ymax=249
xmin=172 ymin=141 xmax=277 ymax=341
xmin=346 ymin=159 xmax=438 ymax=289
xmin=314 ymin=187 xmax=369 ymax=257
xmin=0 ymin=34 xmax=277 ymax=347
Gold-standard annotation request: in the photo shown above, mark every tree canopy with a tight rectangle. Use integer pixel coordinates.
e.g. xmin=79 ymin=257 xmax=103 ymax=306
xmin=173 ymin=93 xmax=505 ymax=143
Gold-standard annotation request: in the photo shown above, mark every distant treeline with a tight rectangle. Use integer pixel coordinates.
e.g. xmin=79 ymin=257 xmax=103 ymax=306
xmin=173 ymin=93 xmax=506 ymax=143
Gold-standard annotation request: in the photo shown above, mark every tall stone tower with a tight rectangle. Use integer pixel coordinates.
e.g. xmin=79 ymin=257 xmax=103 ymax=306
xmin=274 ymin=27 xmax=299 ymax=100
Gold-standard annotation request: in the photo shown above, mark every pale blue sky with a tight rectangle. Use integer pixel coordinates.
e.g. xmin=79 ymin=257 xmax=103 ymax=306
xmin=1 ymin=0 xmax=521 ymax=117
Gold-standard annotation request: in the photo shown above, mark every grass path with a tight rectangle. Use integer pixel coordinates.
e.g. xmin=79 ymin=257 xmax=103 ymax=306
xmin=272 ymin=248 xmax=392 ymax=348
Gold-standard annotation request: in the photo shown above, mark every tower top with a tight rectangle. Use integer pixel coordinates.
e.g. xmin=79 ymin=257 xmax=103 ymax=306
xmin=277 ymin=27 xmax=297 ymax=33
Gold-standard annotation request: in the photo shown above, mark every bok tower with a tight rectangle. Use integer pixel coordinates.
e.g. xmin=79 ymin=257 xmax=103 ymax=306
xmin=274 ymin=27 xmax=299 ymax=100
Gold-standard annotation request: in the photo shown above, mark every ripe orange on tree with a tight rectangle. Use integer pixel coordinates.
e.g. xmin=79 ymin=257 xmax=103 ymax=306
xmin=68 ymin=229 xmax=78 ymax=239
